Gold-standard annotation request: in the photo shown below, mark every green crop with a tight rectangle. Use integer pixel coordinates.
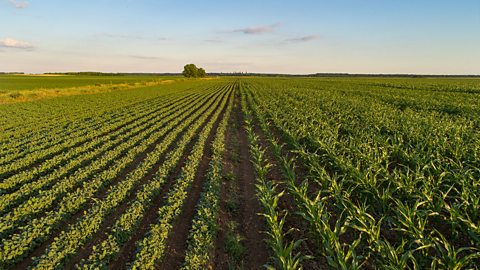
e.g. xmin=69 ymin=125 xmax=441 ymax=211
xmin=1 ymin=76 xmax=479 ymax=269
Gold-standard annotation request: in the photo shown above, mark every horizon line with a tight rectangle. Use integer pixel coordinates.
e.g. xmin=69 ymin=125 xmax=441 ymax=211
xmin=1 ymin=71 xmax=479 ymax=77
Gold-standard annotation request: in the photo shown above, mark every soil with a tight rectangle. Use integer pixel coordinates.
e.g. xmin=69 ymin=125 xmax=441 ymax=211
xmin=213 ymin=91 xmax=269 ymax=270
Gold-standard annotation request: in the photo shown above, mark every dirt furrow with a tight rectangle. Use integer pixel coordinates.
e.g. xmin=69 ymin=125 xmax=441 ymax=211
xmin=213 ymin=90 xmax=268 ymax=270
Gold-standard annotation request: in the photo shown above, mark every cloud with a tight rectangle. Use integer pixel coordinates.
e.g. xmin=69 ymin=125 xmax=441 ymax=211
xmin=97 ymin=33 xmax=166 ymax=41
xmin=0 ymin=38 xmax=34 ymax=49
xmin=286 ymin=35 xmax=320 ymax=42
xmin=204 ymin=39 xmax=224 ymax=43
xmin=232 ymin=23 xmax=280 ymax=35
xmin=8 ymin=0 xmax=28 ymax=9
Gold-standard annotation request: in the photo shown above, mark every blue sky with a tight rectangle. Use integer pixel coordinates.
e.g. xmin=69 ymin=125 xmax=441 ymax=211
xmin=1 ymin=0 xmax=479 ymax=74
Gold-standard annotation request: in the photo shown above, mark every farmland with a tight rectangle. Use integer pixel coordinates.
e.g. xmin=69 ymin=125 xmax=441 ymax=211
xmin=1 ymin=75 xmax=480 ymax=269
xmin=0 ymin=75 xmax=181 ymax=104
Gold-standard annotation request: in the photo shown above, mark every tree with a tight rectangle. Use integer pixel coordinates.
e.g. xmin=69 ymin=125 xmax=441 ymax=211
xmin=182 ymin=64 xmax=207 ymax=78
xmin=197 ymin=68 xmax=206 ymax=78
xmin=183 ymin=64 xmax=198 ymax=78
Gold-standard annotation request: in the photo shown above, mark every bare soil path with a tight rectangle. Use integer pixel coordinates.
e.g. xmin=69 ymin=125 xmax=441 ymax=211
xmin=214 ymin=90 xmax=268 ymax=270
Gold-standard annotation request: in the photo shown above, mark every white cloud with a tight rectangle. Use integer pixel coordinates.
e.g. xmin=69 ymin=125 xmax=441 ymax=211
xmin=0 ymin=38 xmax=34 ymax=49
xmin=8 ymin=0 xmax=28 ymax=9
xmin=286 ymin=35 xmax=320 ymax=42
xmin=233 ymin=23 xmax=281 ymax=35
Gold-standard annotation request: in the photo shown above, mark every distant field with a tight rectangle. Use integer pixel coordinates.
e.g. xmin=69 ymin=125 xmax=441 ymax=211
xmin=0 ymin=74 xmax=183 ymax=103
xmin=1 ymin=77 xmax=479 ymax=269
xmin=0 ymin=74 xmax=179 ymax=91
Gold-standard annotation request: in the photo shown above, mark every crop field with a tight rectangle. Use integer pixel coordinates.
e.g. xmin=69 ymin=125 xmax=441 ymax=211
xmin=0 ymin=76 xmax=480 ymax=269
xmin=0 ymin=75 xmax=181 ymax=104
xmin=0 ymin=75 xmax=179 ymax=91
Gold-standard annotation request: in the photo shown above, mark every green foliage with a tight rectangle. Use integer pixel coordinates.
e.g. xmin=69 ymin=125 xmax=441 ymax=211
xmin=0 ymin=79 xmax=230 ymax=269
xmin=1 ymin=76 xmax=479 ymax=269
xmin=242 ymin=76 xmax=480 ymax=269
xmin=130 ymin=86 xmax=232 ymax=269
xmin=242 ymin=93 xmax=311 ymax=270
xmin=181 ymin=90 xmax=233 ymax=269
xmin=197 ymin=68 xmax=206 ymax=78
xmin=182 ymin=64 xmax=207 ymax=78
xmin=225 ymin=221 xmax=246 ymax=268
xmin=0 ymin=74 xmax=173 ymax=91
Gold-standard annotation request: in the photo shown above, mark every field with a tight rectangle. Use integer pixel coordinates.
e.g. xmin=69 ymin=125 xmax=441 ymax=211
xmin=0 ymin=76 xmax=480 ymax=269
xmin=0 ymin=75 xmax=181 ymax=104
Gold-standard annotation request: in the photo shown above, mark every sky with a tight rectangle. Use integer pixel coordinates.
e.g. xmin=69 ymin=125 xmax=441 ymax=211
xmin=0 ymin=0 xmax=479 ymax=74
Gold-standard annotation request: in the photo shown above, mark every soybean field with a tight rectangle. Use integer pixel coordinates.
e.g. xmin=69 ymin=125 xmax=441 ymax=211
xmin=1 ymin=76 xmax=480 ymax=269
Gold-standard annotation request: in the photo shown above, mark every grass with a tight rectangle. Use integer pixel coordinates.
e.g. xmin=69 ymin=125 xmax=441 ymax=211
xmin=225 ymin=221 xmax=246 ymax=270
xmin=0 ymin=74 xmax=180 ymax=91
xmin=0 ymin=75 xmax=184 ymax=104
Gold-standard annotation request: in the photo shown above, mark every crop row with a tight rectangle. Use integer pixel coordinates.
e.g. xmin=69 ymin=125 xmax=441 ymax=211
xmin=0 ymin=86 xmax=166 ymax=150
xmin=0 ymin=90 xmax=204 ymax=179
xmin=242 ymin=78 xmax=480 ymax=268
xmin=0 ymin=80 xmax=218 ymax=165
xmin=0 ymin=89 xmax=218 ymax=239
xmin=75 ymin=84 xmax=233 ymax=269
xmin=0 ymin=92 xmax=200 ymax=215
xmin=31 ymin=85 xmax=231 ymax=269
xmin=241 ymin=90 xmax=310 ymax=270
xmin=180 ymin=85 xmax=234 ymax=269
xmin=0 ymin=79 xmax=215 ymax=145
xmin=0 ymin=91 xmax=205 ymax=195
xmin=0 ymin=83 xmax=227 ymax=267
xmin=129 ymin=84 xmax=234 ymax=269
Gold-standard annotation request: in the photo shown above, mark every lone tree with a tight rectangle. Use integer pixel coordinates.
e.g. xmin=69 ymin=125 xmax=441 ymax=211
xmin=182 ymin=64 xmax=206 ymax=78
xmin=197 ymin=68 xmax=206 ymax=78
